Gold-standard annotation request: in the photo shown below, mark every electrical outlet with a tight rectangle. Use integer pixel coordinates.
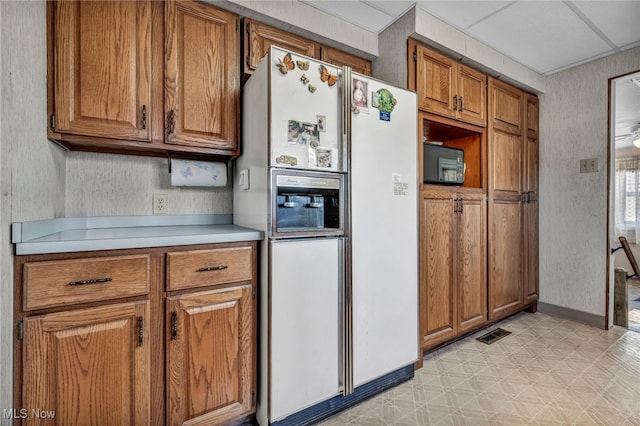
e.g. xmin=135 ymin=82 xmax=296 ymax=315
xmin=580 ymin=158 xmax=598 ymax=173
xmin=153 ymin=194 xmax=168 ymax=215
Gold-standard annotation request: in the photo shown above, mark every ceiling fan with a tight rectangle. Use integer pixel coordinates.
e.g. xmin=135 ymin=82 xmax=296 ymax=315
xmin=617 ymin=123 xmax=640 ymax=147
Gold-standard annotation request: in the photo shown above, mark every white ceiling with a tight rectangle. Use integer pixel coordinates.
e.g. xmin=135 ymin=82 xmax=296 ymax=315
xmin=300 ymin=0 xmax=640 ymax=148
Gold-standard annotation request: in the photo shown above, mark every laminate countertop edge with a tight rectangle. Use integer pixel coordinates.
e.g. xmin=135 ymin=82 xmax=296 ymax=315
xmin=12 ymin=215 xmax=264 ymax=255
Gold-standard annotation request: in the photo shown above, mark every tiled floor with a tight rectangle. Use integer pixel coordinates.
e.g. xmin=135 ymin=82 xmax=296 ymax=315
xmin=319 ymin=312 xmax=640 ymax=425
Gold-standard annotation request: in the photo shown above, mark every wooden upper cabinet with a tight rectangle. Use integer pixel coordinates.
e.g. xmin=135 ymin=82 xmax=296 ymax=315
xmin=319 ymin=46 xmax=372 ymax=76
xmin=167 ymin=286 xmax=256 ymax=425
xmin=488 ymin=77 xmax=523 ymax=136
xmin=242 ymin=18 xmax=372 ymax=78
xmin=52 ymin=1 xmax=152 ymax=141
xmin=165 ymin=0 xmax=239 ymax=152
xmin=243 ymin=18 xmax=316 ymax=75
xmin=415 ymin=44 xmax=486 ymax=127
xmin=23 ymin=301 xmax=150 ymax=425
xmin=457 ymin=64 xmax=487 ymax=126
xmin=488 ymin=77 xmax=524 ymax=196
xmin=416 ymin=46 xmax=456 ymax=118
xmin=527 ymin=93 xmax=539 ymax=140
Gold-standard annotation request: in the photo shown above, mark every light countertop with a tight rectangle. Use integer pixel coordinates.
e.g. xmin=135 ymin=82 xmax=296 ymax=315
xmin=12 ymin=214 xmax=264 ymax=255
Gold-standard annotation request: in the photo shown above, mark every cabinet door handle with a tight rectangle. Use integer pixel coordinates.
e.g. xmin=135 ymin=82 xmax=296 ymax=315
xmin=141 ymin=105 xmax=147 ymax=130
xmin=459 ymin=97 xmax=463 ymax=112
xmin=171 ymin=311 xmax=178 ymax=340
xmin=453 ymin=95 xmax=458 ymax=111
xmin=167 ymin=109 xmax=175 ymax=135
xmin=68 ymin=277 xmax=112 ymax=286
xmin=197 ymin=265 xmax=228 ymax=272
xmin=459 ymin=199 xmax=463 ymax=214
xmin=138 ymin=316 xmax=144 ymax=347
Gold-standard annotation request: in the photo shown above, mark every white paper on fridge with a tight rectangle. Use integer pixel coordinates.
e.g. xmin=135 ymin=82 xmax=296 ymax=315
xmin=170 ymin=159 xmax=227 ymax=187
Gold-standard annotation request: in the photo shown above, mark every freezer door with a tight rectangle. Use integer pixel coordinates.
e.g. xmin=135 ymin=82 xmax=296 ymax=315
xmin=349 ymin=76 xmax=419 ymax=387
xmin=270 ymin=238 xmax=343 ymax=420
xmin=269 ymin=47 xmax=343 ymax=171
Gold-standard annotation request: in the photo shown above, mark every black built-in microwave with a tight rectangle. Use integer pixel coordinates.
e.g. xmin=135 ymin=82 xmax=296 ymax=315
xmin=423 ymin=144 xmax=464 ymax=185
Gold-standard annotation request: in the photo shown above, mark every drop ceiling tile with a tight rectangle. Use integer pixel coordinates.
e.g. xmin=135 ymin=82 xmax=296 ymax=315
xmin=466 ymin=1 xmax=613 ymax=74
xmin=571 ymin=1 xmax=640 ymax=49
xmin=300 ymin=0 xmax=394 ymax=32
xmin=417 ymin=1 xmax=515 ymax=30
xmin=364 ymin=1 xmax=414 ymax=18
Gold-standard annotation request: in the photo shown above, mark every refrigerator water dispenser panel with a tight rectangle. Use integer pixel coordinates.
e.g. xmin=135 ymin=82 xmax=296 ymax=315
xmin=271 ymin=170 xmax=344 ymax=238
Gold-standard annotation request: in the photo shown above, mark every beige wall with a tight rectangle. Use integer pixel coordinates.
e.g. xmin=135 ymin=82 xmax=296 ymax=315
xmin=539 ymin=46 xmax=640 ymax=322
xmin=1 ymin=2 xmax=64 ymax=417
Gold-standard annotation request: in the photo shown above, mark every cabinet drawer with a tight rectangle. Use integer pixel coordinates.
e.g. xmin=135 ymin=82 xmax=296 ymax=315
xmin=23 ymin=255 xmax=150 ymax=311
xmin=167 ymin=246 xmax=253 ymax=291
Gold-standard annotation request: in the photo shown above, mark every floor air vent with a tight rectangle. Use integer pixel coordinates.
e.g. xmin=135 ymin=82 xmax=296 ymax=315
xmin=476 ymin=328 xmax=512 ymax=345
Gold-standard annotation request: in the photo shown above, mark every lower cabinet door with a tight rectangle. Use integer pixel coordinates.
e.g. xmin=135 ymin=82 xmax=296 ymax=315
xmin=421 ymin=192 xmax=458 ymax=348
xmin=166 ymin=285 xmax=255 ymax=425
xmin=22 ymin=301 xmax=150 ymax=425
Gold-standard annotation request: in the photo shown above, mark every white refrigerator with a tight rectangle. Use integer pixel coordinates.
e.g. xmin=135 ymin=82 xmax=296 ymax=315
xmin=233 ymin=47 xmax=418 ymax=425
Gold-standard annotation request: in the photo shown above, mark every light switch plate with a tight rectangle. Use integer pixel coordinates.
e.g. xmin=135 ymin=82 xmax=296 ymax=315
xmin=239 ymin=169 xmax=250 ymax=190
xmin=580 ymin=158 xmax=598 ymax=173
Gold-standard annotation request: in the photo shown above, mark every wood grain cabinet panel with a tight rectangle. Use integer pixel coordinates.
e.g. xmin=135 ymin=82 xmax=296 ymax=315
xmin=166 ymin=246 xmax=253 ymax=291
xmin=415 ymin=44 xmax=486 ymax=127
xmin=243 ymin=18 xmax=316 ymax=75
xmin=23 ymin=254 xmax=150 ymax=311
xmin=53 ymin=0 xmax=152 ymax=141
xmin=488 ymin=200 xmax=523 ymax=318
xmin=164 ymin=0 xmax=239 ymax=152
xmin=22 ymin=301 xmax=150 ymax=426
xmin=457 ymin=194 xmax=487 ymax=333
xmin=487 ymin=77 xmax=532 ymax=320
xmin=167 ymin=286 xmax=256 ymax=425
xmin=15 ymin=242 xmax=258 ymax=426
xmin=524 ymin=95 xmax=539 ymax=304
xmin=242 ymin=18 xmax=372 ymax=78
xmin=489 ymin=78 xmax=523 ymax=135
xmin=420 ymin=191 xmax=486 ymax=349
xmin=319 ymin=46 xmax=372 ymax=76
xmin=421 ymin=192 xmax=457 ymax=347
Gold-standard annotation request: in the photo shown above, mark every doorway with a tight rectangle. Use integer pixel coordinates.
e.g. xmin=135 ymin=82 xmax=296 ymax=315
xmin=610 ymin=70 xmax=640 ymax=332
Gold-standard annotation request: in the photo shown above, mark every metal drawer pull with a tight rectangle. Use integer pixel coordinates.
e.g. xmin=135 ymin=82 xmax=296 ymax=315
xmin=196 ymin=265 xmax=228 ymax=272
xmin=171 ymin=311 xmax=178 ymax=340
xmin=68 ymin=277 xmax=113 ymax=286
xmin=138 ymin=316 xmax=144 ymax=347
xmin=141 ymin=105 xmax=147 ymax=130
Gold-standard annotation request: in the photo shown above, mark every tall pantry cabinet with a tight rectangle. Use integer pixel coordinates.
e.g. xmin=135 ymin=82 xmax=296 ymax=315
xmin=487 ymin=77 xmax=540 ymax=320
xmin=410 ymin=40 xmax=539 ymax=352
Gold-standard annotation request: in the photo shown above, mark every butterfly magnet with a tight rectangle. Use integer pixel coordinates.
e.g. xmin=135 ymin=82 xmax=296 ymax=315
xmin=320 ymin=65 xmax=339 ymax=87
xmin=296 ymin=60 xmax=310 ymax=71
xmin=277 ymin=53 xmax=295 ymax=75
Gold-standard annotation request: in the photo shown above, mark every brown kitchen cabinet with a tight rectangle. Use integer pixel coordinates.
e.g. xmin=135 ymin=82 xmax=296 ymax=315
xmin=48 ymin=0 xmax=240 ymax=158
xmin=50 ymin=0 xmax=152 ymax=142
xmin=22 ymin=301 xmax=151 ymax=425
xmin=14 ymin=241 xmax=257 ymax=426
xmin=487 ymin=77 xmax=534 ymax=320
xmin=319 ymin=45 xmax=372 ymax=76
xmin=165 ymin=245 xmax=257 ymax=425
xmin=524 ymin=94 xmax=539 ymax=304
xmin=412 ymin=42 xmax=486 ymax=127
xmin=420 ymin=190 xmax=487 ymax=349
xmin=166 ymin=286 xmax=256 ymax=425
xmin=164 ymin=0 xmax=239 ymax=152
xmin=243 ymin=18 xmax=316 ymax=75
xmin=242 ymin=18 xmax=372 ymax=79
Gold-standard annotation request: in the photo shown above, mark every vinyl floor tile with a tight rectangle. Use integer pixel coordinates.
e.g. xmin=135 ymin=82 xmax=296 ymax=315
xmin=316 ymin=312 xmax=640 ymax=425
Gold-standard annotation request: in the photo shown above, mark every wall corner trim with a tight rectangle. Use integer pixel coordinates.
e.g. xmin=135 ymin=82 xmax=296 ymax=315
xmin=537 ymin=302 xmax=606 ymax=329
